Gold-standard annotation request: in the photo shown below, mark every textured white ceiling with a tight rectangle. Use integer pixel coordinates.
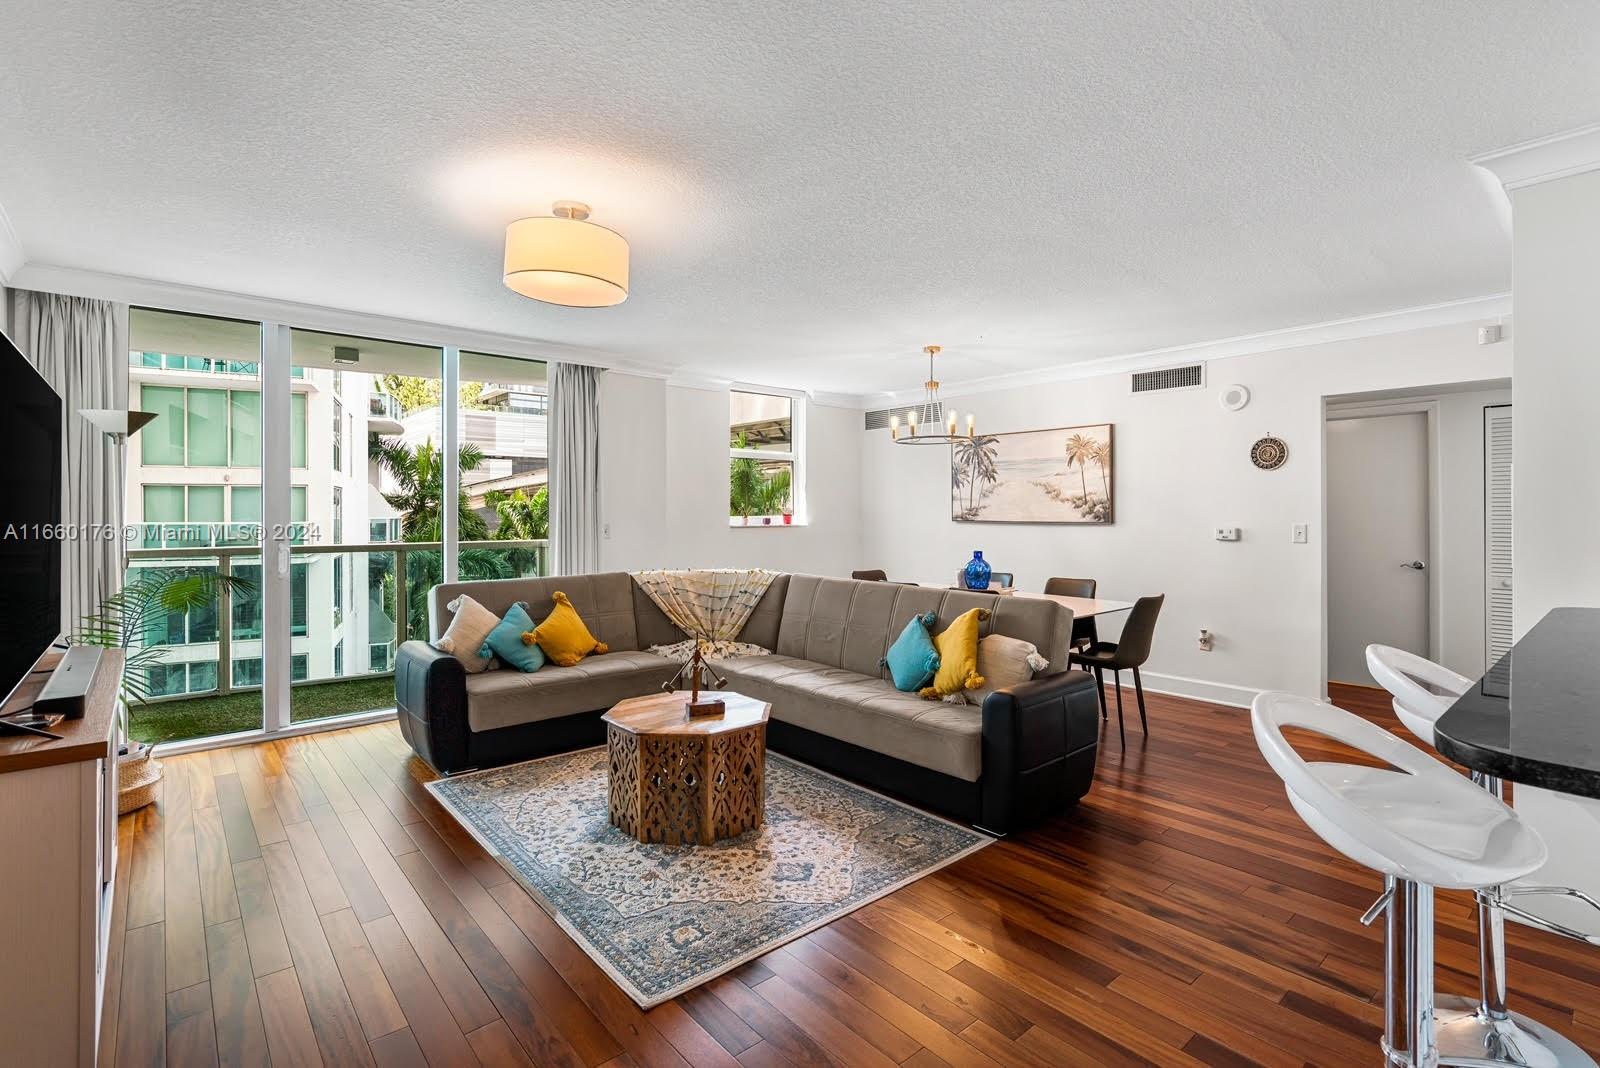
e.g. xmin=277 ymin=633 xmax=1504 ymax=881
xmin=1 ymin=1 xmax=1595 ymax=395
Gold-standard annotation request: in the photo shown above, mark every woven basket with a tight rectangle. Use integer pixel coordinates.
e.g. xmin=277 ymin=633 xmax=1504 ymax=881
xmin=118 ymin=745 xmax=163 ymax=814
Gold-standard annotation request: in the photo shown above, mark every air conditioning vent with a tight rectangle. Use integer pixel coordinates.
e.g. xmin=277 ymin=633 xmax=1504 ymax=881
xmin=865 ymin=402 xmax=943 ymax=431
xmin=1131 ymin=363 xmax=1205 ymax=393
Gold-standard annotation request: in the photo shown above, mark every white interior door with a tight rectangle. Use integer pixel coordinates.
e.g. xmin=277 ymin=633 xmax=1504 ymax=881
xmin=1327 ymin=412 xmax=1431 ymax=686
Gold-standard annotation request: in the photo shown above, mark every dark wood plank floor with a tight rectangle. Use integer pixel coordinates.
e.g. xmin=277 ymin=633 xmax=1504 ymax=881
xmin=103 ymin=685 xmax=1600 ymax=1066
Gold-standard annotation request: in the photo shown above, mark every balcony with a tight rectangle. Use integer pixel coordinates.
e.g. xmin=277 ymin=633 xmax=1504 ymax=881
xmin=120 ymin=538 xmax=549 ymax=746
xmin=367 ymin=391 xmax=405 ymax=433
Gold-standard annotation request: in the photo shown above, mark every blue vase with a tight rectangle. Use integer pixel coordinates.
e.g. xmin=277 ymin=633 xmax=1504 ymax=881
xmin=963 ymin=551 xmax=992 ymax=591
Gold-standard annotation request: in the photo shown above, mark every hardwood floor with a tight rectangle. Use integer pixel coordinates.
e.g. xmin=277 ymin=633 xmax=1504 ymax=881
xmin=102 ymin=687 xmax=1600 ymax=1066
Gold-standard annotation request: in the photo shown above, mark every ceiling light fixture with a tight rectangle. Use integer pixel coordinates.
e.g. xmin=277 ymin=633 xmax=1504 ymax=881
xmin=891 ymin=345 xmax=974 ymax=444
xmin=503 ymin=200 xmax=629 ymax=308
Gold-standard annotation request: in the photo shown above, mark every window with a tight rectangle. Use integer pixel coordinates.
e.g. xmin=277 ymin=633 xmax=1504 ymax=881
xmin=140 ymin=484 xmax=225 ymax=548
xmin=332 ymin=397 xmax=343 ymax=472
xmin=230 ymin=562 xmax=306 ymax=641
xmin=230 ymin=653 xmax=305 ymax=688
xmin=333 ymin=645 xmax=344 ymax=677
xmin=332 ymin=554 xmax=344 ymax=627
xmin=332 ymin=486 xmax=343 ymax=544
xmin=729 ymin=389 xmax=801 ymax=525
xmin=232 ymin=657 xmax=262 ymax=687
xmin=139 ymin=383 xmax=305 ymax=468
xmin=460 ymin=353 xmax=550 ymax=572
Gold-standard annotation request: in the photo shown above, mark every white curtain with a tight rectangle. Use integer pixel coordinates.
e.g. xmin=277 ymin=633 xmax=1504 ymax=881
xmin=9 ymin=290 xmax=129 ymax=633
xmin=549 ymin=362 xmax=603 ymax=576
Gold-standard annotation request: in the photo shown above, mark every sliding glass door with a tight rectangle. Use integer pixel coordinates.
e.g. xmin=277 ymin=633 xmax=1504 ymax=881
xmin=288 ymin=329 xmax=442 ymax=726
xmin=122 ymin=308 xmax=550 ymax=748
xmin=125 ymin=309 xmax=266 ymax=745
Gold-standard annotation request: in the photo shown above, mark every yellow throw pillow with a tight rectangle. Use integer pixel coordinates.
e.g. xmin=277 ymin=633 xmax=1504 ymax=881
xmin=920 ymin=607 xmax=990 ymax=699
xmin=523 ymin=591 xmax=610 ymax=666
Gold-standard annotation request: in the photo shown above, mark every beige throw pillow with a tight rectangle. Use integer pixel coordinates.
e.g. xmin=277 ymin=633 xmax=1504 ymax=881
xmin=434 ymin=594 xmax=500 ymax=673
xmin=961 ymin=634 xmax=1049 ymax=706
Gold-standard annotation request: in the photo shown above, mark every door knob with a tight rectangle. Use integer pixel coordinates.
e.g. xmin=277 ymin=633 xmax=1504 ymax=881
xmin=1401 ymin=560 xmax=1426 ymax=571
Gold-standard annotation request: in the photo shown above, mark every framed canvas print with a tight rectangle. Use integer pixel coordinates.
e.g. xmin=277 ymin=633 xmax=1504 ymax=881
xmin=950 ymin=423 xmax=1113 ymax=524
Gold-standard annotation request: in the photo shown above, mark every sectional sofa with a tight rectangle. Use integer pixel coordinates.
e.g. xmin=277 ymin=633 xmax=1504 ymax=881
xmin=394 ymin=572 xmax=1101 ymax=833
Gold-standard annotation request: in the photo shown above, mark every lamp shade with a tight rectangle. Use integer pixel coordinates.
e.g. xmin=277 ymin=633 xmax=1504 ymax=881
xmin=503 ymin=202 xmax=629 ymax=308
xmin=79 ymin=408 xmax=157 ymax=439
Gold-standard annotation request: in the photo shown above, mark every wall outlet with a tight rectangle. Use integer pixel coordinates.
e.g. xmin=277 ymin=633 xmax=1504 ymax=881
xmin=1292 ymin=523 xmax=1308 ymax=544
xmin=602 ymin=522 xmax=612 ymax=540
xmin=1214 ymin=527 xmax=1241 ymax=542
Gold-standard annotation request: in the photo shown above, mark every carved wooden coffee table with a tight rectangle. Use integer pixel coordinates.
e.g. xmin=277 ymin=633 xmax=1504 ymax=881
xmin=602 ymin=690 xmax=770 ymax=846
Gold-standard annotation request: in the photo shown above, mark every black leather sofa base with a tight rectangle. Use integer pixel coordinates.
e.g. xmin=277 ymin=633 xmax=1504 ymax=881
xmin=397 ymin=635 xmax=1102 ymax=835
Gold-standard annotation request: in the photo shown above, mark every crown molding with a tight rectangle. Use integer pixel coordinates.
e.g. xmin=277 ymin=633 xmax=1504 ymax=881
xmin=6 ymin=260 xmax=672 ymax=375
xmin=1472 ymin=123 xmax=1600 ymax=192
xmin=0 ymin=199 xmax=23 ymax=285
xmin=869 ymin=292 xmax=1512 ymax=406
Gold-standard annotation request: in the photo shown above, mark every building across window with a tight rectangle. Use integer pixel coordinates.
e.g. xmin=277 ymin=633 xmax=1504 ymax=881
xmin=729 ymin=389 xmax=801 ymax=525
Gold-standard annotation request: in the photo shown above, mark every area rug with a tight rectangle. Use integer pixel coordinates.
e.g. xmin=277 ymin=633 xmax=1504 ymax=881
xmin=426 ymin=748 xmax=990 ymax=1007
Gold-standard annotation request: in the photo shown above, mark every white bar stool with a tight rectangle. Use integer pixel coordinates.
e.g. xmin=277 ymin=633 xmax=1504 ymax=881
xmin=1249 ymin=692 xmax=1590 ymax=1067
xmin=1364 ymin=645 xmax=1471 ymax=749
xmin=1368 ymin=644 xmax=1600 ymax=1065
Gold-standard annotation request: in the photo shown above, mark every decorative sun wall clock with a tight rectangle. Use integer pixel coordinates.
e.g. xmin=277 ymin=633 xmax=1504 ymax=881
xmin=1250 ymin=435 xmax=1288 ymax=470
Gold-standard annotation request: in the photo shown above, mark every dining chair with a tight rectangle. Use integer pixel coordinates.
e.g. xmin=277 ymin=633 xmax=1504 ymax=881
xmin=1069 ymin=594 xmax=1164 ymax=745
xmin=1044 ymin=576 xmax=1099 ymax=655
xmin=851 ymin=569 xmax=888 ymax=582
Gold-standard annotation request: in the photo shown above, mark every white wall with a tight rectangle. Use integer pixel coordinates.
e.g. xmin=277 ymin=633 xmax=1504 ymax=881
xmin=1505 ymin=166 xmax=1600 ymax=937
xmin=1513 ymin=169 xmax=1600 ymax=632
xmin=859 ymin=323 xmax=1512 ymax=704
xmin=598 ymin=372 xmax=862 ymax=576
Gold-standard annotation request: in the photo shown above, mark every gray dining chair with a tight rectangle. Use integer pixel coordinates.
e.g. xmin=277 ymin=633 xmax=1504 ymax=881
xmin=1069 ymin=594 xmax=1165 ymax=746
xmin=1044 ymin=576 xmax=1099 ymax=655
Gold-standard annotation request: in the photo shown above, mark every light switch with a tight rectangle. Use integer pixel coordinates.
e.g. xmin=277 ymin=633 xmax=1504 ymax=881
xmin=1214 ymin=527 xmax=1241 ymax=542
xmin=1292 ymin=524 xmax=1308 ymax=544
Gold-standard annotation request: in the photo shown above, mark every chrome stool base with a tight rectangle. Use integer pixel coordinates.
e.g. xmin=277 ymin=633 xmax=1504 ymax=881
xmin=1384 ymin=996 xmax=1596 ymax=1067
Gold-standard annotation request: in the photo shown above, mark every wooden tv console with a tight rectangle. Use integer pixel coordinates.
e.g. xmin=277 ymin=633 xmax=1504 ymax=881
xmin=0 ymin=649 xmax=124 ymax=1066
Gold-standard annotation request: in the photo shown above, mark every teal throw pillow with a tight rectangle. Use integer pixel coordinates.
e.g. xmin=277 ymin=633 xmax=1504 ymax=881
xmin=882 ymin=611 xmax=940 ymax=692
xmin=480 ymin=602 xmax=546 ymax=672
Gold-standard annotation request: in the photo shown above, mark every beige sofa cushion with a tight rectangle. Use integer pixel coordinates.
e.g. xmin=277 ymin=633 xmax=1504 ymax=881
xmin=719 ymin=655 xmax=982 ymax=782
xmin=775 ymin=575 xmax=1071 ymax=681
xmin=465 ymin=650 xmax=680 ymax=733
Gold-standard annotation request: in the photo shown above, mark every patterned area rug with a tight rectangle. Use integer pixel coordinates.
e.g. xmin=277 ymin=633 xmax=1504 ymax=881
xmin=426 ymin=748 xmax=990 ymax=1007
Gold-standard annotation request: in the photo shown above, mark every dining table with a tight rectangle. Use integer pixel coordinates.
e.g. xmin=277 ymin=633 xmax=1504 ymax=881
xmin=941 ymin=586 xmax=1135 ymax=620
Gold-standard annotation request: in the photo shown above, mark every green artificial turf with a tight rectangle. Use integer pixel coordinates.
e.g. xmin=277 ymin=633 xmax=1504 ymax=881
xmin=128 ymin=675 xmax=397 ymax=746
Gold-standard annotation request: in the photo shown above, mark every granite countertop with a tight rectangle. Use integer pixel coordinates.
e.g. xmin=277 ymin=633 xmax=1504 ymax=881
xmin=1435 ymin=607 xmax=1600 ymax=800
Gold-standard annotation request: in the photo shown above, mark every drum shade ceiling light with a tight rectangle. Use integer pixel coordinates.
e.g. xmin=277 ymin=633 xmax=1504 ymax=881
xmin=503 ymin=201 xmax=629 ymax=307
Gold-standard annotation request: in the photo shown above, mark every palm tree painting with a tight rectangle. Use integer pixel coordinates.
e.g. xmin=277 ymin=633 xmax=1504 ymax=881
xmin=949 ymin=423 xmax=1113 ymax=523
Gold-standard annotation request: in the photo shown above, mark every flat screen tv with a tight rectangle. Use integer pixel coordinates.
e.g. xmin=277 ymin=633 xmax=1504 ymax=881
xmin=0 ymin=328 xmax=63 ymax=711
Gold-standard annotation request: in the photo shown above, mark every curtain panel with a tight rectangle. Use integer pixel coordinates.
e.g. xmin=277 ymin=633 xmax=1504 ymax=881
xmin=9 ymin=289 xmax=129 ymax=633
xmin=549 ymin=362 xmax=602 ymax=575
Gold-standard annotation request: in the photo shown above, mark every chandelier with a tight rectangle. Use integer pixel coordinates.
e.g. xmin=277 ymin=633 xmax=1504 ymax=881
xmin=891 ymin=345 xmax=973 ymax=445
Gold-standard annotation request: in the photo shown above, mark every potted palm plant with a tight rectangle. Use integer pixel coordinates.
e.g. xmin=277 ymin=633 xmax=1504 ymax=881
xmin=71 ymin=567 xmax=255 ymax=812
xmin=763 ymin=468 xmax=793 ymax=525
xmin=729 ymin=433 xmax=764 ymax=526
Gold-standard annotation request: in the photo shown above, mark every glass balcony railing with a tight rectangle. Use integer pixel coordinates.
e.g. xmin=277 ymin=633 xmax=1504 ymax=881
xmin=368 ymin=392 xmax=402 ymax=420
xmin=119 ymin=538 xmax=549 ymax=745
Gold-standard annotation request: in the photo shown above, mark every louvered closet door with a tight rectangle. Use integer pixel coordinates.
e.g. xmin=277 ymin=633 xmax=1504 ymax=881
xmin=1485 ymin=405 xmax=1514 ymax=668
